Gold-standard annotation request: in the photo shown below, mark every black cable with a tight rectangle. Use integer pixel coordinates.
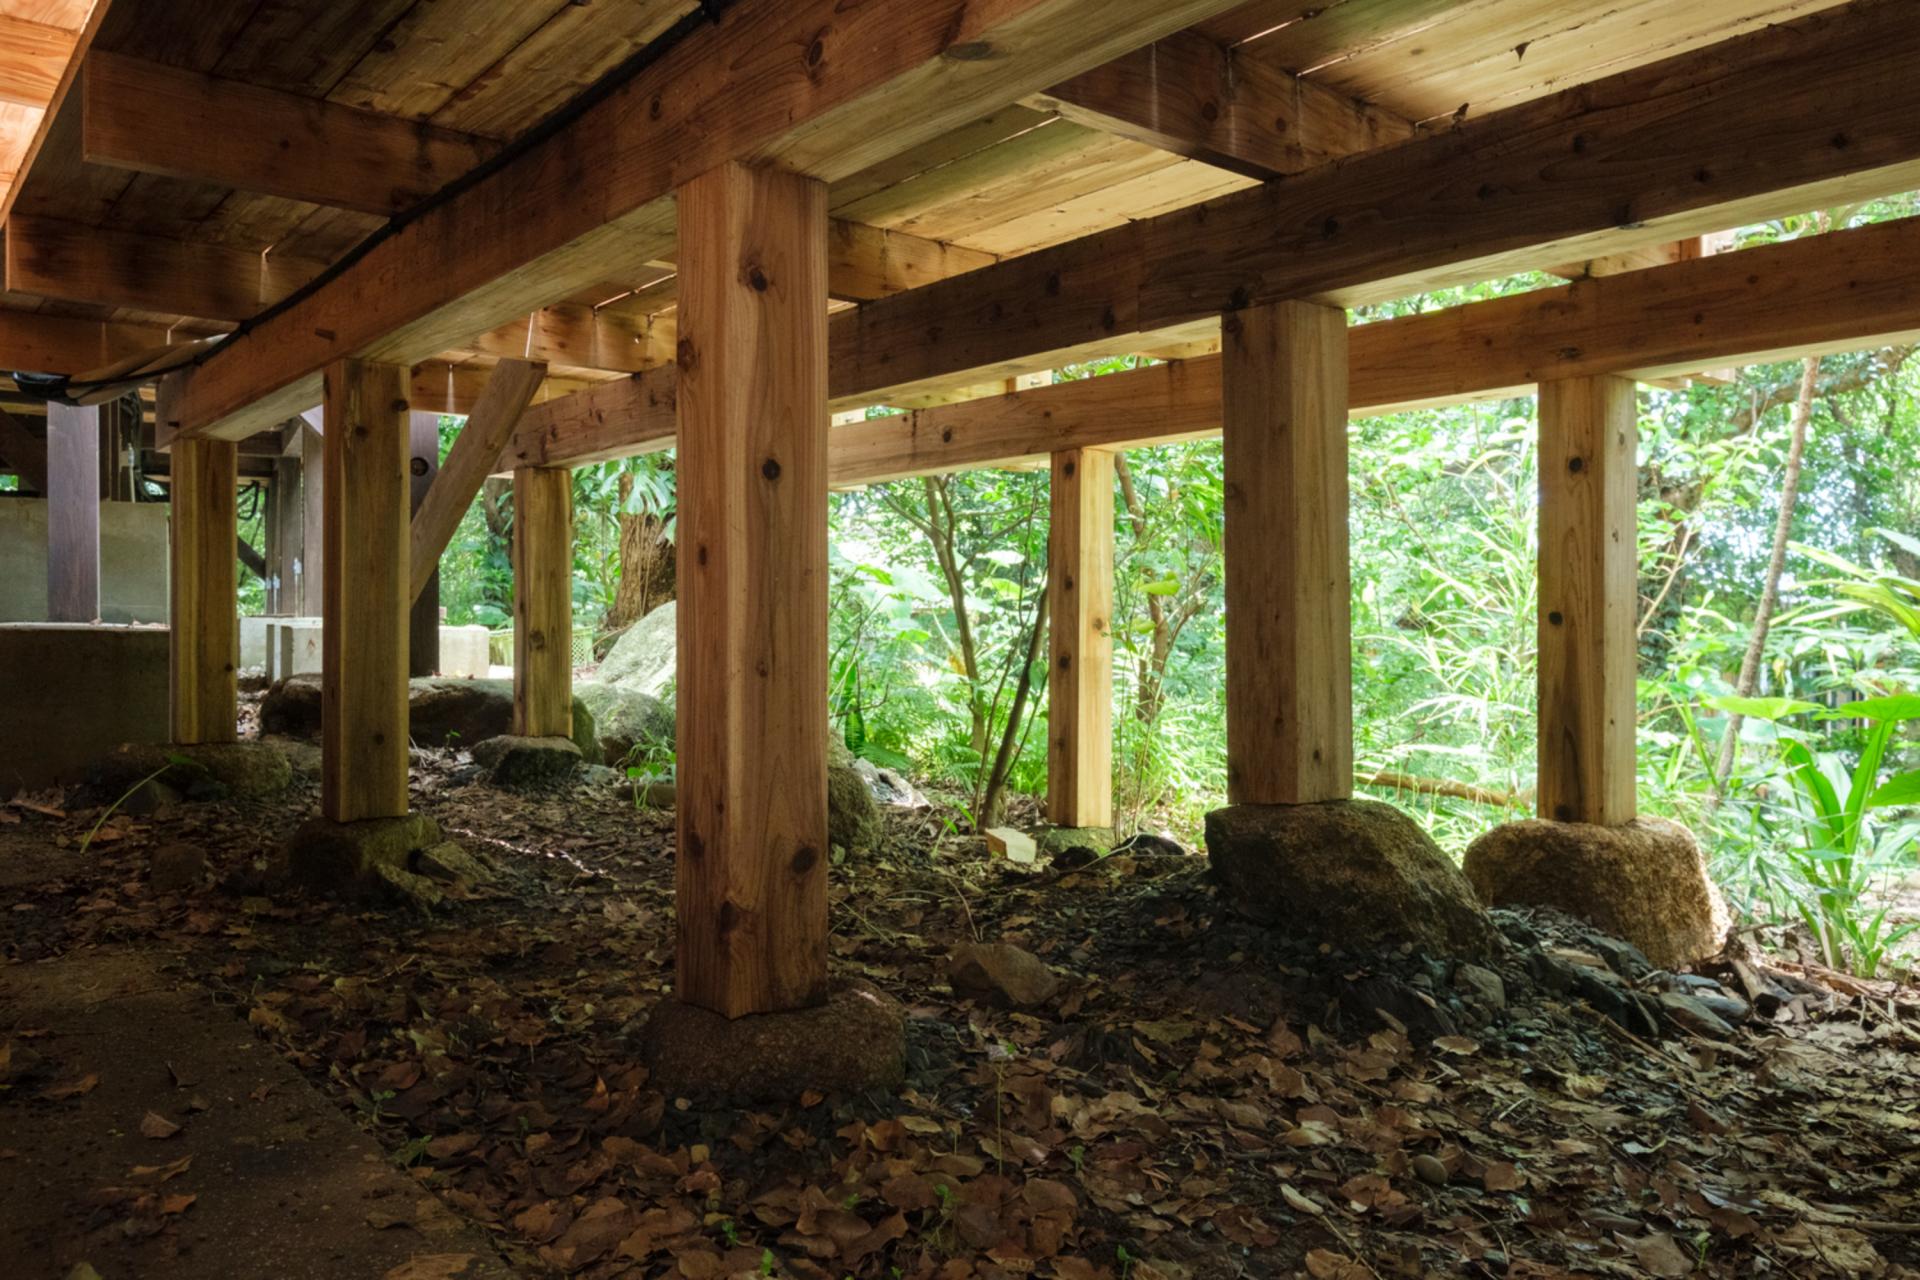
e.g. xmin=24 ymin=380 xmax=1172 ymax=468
xmin=26 ymin=0 xmax=740 ymax=404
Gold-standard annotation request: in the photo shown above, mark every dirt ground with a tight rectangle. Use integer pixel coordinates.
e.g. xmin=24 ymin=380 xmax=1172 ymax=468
xmin=2 ymin=735 xmax=1918 ymax=1280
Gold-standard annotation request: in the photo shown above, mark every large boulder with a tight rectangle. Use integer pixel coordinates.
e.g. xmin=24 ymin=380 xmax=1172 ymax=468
xmin=575 ymin=681 xmax=674 ymax=768
xmin=1206 ymin=799 xmax=1497 ymax=958
xmin=261 ymin=675 xmax=599 ymax=764
xmin=1464 ymin=817 xmax=1729 ymax=970
xmin=594 ymin=602 xmax=676 ymax=697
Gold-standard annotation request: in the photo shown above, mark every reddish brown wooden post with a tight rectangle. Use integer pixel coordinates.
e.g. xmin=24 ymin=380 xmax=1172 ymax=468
xmin=674 ymin=160 xmax=830 ymax=1018
xmin=170 ymin=436 xmax=239 ymax=744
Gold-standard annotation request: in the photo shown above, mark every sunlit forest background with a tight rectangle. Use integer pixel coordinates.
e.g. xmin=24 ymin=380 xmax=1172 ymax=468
xmin=240 ymin=202 xmax=1920 ymax=977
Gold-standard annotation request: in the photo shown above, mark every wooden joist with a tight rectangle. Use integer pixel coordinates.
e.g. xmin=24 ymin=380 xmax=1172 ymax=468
xmin=831 ymin=0 xmax=1920 ymax=407
xmin=4 ymin=215 xmax=327 ymax=322
xmin=409 ymin=359 xmax=545 ymax=603
xmin=157 ymin=0 xmax=1249 ymax=441
xmin=0 ymin=14 xmax=76 ymax=110
xmin=81 ymin=51 xmax=499 ymax=217
xmin=505 ymin=213 xmax=1920 ymax=480
xmin=1035 ymin=30 xmax=1415 ymax=179
xmin=0 ymin=311 xmax=190 ymax=377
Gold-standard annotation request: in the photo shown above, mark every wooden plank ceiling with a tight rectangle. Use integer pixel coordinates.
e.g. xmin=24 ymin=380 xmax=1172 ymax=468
xmin=0 ymin=0 xmax=1859 ymax=421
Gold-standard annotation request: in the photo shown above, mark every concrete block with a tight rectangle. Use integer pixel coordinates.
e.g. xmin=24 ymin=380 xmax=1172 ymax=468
xmin=0 ymin=499 xmax=169 ymax=624
xmin=275 ymin=621 xmax=323 ymax=681
xmin=437 ymin=625 xmax=491 ymax=679
xmin=0 ymin=623 xmax=169 ymax=795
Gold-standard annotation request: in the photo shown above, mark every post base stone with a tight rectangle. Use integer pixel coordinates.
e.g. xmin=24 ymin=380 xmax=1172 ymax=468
xmin=640 ymin=981 xmax=907 ymax=1103
xmin=1463 ymin=817 xmax=1730 ymax=970
xmin=277 ymin=813 xmax=484 ymax=907
xmin=1206 ymin=798 xmax=1497 ymax=958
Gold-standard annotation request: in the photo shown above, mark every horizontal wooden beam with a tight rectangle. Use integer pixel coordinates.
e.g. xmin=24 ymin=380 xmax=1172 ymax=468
xmin=832 ymin=215 xmax=1920 ymax=481
xmin=1034 ymin=29 xmax=1414 ymax=179
xmin=159 ymin=0 xmax=1246 ymax=442
xmin=4 ymin=215 xmax=326 ymax=321
xmin=81 ymin=50 xmax=498 ymax=217
xmin=503 ymin=213 xmax=1920 ymax=479
xmin=832 ymin=0 xmax=1920 ymax=407
xmin=0 ymin=309 xmax=196 ymax=375
xmin=466 ymin=303 xmax=664 ymax=375
xmin=825 ymin=219 xmax=999 ymax=302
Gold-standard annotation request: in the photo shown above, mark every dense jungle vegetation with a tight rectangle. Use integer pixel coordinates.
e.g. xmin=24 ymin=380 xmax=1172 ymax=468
xmin=267 ymin=204 xmax=1920 ymax=977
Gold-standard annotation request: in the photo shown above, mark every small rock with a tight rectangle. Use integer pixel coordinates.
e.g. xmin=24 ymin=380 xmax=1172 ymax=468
xmin=948 ymin=942 xmax=1063 ymax=1008
xmin=1451 ymin=963 xmax=1507 ymax=1012
xmin=829 ymin=764 xmax=881 ymax=854
xmin=149 ymin=842 xmax=208 ymax=894
xmin=1695 ymin=991 xmax=1751 ymax=1024
xmin=1586 ymin=934 xmax=1652 ymax=979
xmin=1113 ymin=832 xmax=1187 ymax=858
xmin=414 ymin=841 xmax=492 ymax=885
xmin=1411 ymin=1154 xmax=1448 ymax=1186
xmin=1342 ymin=974 xmax=1458 ymax=1042
xmin=1051 ymin=844 xmax=1101 ymax=871
xmin=1658 ymin=991 xmax=1736 ymax=1038
xmin=471 ymin=734 xmax=583 ymax=787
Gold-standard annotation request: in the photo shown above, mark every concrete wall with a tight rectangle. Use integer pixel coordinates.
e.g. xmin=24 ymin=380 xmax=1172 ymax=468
xmin=0 ymin=623 xmax=170 ymax=796
xmin=0 ymin=498 xmax=169 ymax=624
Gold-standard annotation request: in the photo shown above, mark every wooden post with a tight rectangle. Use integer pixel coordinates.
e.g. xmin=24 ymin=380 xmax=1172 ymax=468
xmin=45 ymin=403 xmax=100 ymax=622
xmin=1537 ymin=376 xmax=1639 ymax=825
xmin=169 ymin=436 xmax=238 ymax=743
xmin=299 ymin=419 xmax=324 ymax=615
xmin=512 ymin=466 xmax=573 ymax=737
xmin=675 ymin=160 xmax=829 ymax=1018
xmin=1047 ymin=446 xmax=1114 ymax=827
xmin=266 ymin=455 xmax=304 ymax=614
xmin=408 ymin=411 xmax=441 ymax=676
xmin=1220 ymin=300 xmax=1352 ymax=805
xmin=321 ymin=359 xmax=411 ymax=823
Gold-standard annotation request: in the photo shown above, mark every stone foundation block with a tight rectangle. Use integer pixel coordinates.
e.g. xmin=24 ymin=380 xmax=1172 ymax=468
xmin=1463 ymin=817 xmax=1729 ymax=969
xmin=640 ymin=981 xmax=907 ymax=1103
xmin=1206 ymin=798 xmax=1496 ymax=957
xmin=471 ymin=734 xmax=582 ymax=787
xmin=94 ymin=740 xmax=292 ymax=803
xmin=280 ymin=812 xmax=445 ymax=899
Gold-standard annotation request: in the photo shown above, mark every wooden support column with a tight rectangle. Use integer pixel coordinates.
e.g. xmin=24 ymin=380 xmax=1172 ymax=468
xmin=321 ymin=359 xmax=411 ymax=823
xmin=266 ymin=455 xmax=304 ymax=614
xmin=299 ymin=420 xmax=324 ymax=615
xmin=45 ymin=403 xmax=100 ymax=622
xmin=1537 ymin=376 xmax=1639 ymax=825
xmin=675 ymin=160 xmax=829 ymax=1018
xmin=512 ymin=466 xmax=573 ymax=737
xmin=1220 ymin=300 xmax=1352 ymax=805
xmin=408 ymin=411 xmax=441 ymax=676
xmin=169 ymin=437 xmax=239 ymax=743
xmin=1047 ymin=447 xmax=1114 ymax=827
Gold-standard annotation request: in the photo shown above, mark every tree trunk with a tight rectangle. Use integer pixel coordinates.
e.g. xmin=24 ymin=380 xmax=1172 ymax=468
xmin=608 ymin=511 xmax=675 ymax=632
xmin=977 ymin=588 xmax=1050 ymax=826
xmin=1711 ymin=354 xmax=1821 ymax=797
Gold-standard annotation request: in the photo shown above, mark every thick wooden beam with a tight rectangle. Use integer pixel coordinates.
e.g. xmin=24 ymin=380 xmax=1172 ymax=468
xmin=675 ymin=161 xmax=829 ymax=1019
xmin=469 ymin=306 xmax=660 ymax=375
xmin=159 ymin=0 xmax=1246 ymax=441
xmin=81 ymin=51 xmax=497 ymax=217
xmin=511 ymin=466 xmax=573 ymax=738
xmin=516 ymin=213 xmax=1920 ymax=479
xmin=44 ymin=401 xmax=97 ymax=622
xmin=828 ymin=214 xmax=1920 ymax=479
xmin=0 ymin=404 xmax=48 ymax=490
xmin=0 ymin=15 xmax=77 ymax=110
xmin=832 ymin=1 xmax=1920 ymax=405
xmin=0 ymin=310 xmax=191 ymax=376
xmin=169 ymin=436 xmax=238 ymax=743
xmin=1036 ymin=30 xmax=1414 ymax=179
xmin=321 ymin=359 xmax=410 ymax=823
xmin=1221 ymin=300 xmax=1350 ymax=806
xmin=409 ymin=358 xmax=545 ymax=603
xmin=408 ymin=412 xmax=441 ymax=677
xmin=4 ymin=215 xmax=326 ymax=322
xmin=1537 ymin=376 xmax=1638 ymax=826
xmin=1047 ymin=447 xmax=1114 ymax=828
